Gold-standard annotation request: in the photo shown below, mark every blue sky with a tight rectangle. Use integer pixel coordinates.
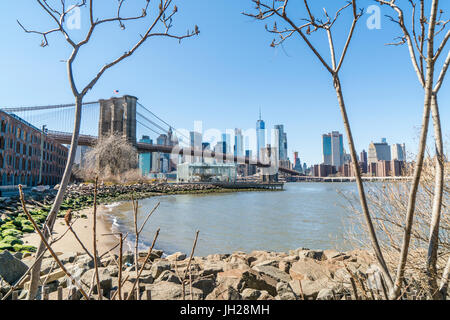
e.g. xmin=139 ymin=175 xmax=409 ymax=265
xmin=0 ymin=0 xmax=449 ymax=166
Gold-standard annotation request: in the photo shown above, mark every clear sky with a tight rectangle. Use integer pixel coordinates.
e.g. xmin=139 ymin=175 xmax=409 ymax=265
xmin=0 ymin=0 xmax=449 ymax=166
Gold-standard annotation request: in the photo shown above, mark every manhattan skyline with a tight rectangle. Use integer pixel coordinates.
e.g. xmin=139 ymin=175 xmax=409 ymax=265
xmin=0 ymin=0 xmax=449 ymax=166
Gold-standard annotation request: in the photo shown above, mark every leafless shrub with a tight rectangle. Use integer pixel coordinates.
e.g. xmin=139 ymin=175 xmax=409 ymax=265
xmin=81 ymin=134 xmax=141 ymax=183
xmin=342 ymin=157 xmax=449 ymax=298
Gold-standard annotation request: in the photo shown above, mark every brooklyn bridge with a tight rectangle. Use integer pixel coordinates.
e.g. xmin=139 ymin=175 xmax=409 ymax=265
xmin=1 ymin=95 xmax=301 ymax=177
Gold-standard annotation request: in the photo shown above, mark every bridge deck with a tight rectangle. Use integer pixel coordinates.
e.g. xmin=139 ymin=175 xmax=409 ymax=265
xmin=48 ymin=132 xmax=301 ymax=176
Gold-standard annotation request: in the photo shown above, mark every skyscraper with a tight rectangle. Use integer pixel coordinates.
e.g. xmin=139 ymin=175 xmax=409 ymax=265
xmin=256 ymin=109 xmax=266 ymax=160
xmin=322 ymin=131 xmax=344 ymax=170
xmin=139 ymin=135 xmax=152 ymax=176
xmin=234 ymin=128 xmax=244 ymax=157
xmin=274 ymin=125 xmax=288 ymax=161
xmin=368 ymin=139 xmax=391 ymax=164
xmin=360 ymin=149 xmax=368 ymax=164
xmin=190 ymin=131 xmax=202 ymax=163
xmin=391 ymin=143 xmax=406 ymax=161
xmin=222 ymin=133 xmax=231 ymax=154
xmin=157 ymin=134 xmax=170 ymax=172
xmin=293 ymin=151 xmax=302 ymax=172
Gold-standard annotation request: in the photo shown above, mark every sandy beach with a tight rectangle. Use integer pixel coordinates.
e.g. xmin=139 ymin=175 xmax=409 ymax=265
xmin=22 ymin=205 xmax=118 ymax=257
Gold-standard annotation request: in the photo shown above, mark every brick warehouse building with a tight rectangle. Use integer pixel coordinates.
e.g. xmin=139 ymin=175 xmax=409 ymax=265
xmin=0 ymin=110 xmax=68 ymax=186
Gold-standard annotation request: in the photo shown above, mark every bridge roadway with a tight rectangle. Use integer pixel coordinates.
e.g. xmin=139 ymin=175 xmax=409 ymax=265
xmin=47 ymin=131 xmax=301 ymax=176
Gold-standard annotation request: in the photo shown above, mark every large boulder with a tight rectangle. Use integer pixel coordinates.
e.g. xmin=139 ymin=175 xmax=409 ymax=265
xmin=147 ymin=281 xmax=203 ymax=300
xmin=289 ymin=258 xmax=332 ymax=281
xmin=239 ymin=269 xmax=281 ymax=296
xmin=0 ymin=250 xmax=29 ymax=284
xmin=317 ymin=288 xmax=335 ymax=300
xmin=276 ymin=281 xmax=298 ymax=300
xmin=241 ymin=288 xmax=271 ymax=300
xmin=154 ymin=270 xmax=180 ymax=284
xmin=199 ymin=261 xmax=225 ymax=277
xmin=289 ymin=278 xmax=329 ymax=300
xmin=166 ymin=252 xmax=187 ymax=261
xmin=192 ymin=278 xmax=216 ymax=296
xmin=80 ymin=268 xmax=113 ymax=296
xmin=129 ymin=270 xmax=154 ymax=284
xmin=298 ymin=250 xmax=326 ymax=261
xmin=150 ymin=260 xmax=171 ymax=279
xmin=205 ymin=282 xmax=241 ymax=300
xmin=252 ymin=265 xmax=291 ymax=283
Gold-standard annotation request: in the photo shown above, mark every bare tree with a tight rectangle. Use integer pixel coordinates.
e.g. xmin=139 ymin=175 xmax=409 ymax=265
xmin=244 ymin=0 xmax=395 ymax=293
xmin=19 ymin=0 xmax=199 ymax=300
xmin=375 ymin=0 xmax=449 ymax=299
xmin=83 ymin=134 xmax=140 ymax=182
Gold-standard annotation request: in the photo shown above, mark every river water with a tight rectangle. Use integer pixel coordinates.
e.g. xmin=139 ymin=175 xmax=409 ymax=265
xmin=106 ymin=182 xmax=360 ymax=256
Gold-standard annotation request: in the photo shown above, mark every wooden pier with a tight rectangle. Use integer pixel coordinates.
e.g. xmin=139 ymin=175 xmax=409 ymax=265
xmin=211 ymin=181 xmax=284 ymax=190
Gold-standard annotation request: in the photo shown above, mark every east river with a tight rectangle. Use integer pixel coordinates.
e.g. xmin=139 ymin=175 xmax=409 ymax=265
xmin=106 ymin=182 xmax=361 ymax=256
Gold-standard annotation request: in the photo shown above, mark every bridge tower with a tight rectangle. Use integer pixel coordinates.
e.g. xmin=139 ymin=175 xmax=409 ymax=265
xmin=98 ymin=95 xmax=137 ymax=146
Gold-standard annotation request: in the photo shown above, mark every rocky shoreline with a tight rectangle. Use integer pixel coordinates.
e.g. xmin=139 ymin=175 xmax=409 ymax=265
xmin=0 ymin=182 xmax=276 ymax=255
xmin=1 ymin=246 xmax=382 ymax=300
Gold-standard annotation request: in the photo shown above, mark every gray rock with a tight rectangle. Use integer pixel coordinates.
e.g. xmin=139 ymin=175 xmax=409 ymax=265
xmin=13 ymin=252 xmax=23 ymax=260
xmin=289 ymin=258 xmax=331 ymax=281
xmin=122 ymin=251 xmax=134 ymax=265
xmin=0 ymin=250 xmax=29 ymax=284
xmin=252 ymin=265 xmax=291 ymax=283
xmin=199 ymin=262 xmax=225 ymax=277
xmin=166 ymin=252 xmax=187 ymax=261
xmin=150 ymin=260 xmax=171 ymax=279
xmin=147 ymin=281 xmax=203 ymax=300
xmin=155 ymin=270 xmax=181 ymax=284
xmin=253 ymin=259 xmax=279 ymax=268
xmin=239 ymin=269 xmax=279 ymax=296
xmin=276 ymin=281 xmax=298 ymax=300
xmin=299 ymin=250 xmax=325 ymax=261
xmin=317 ymin=288 xmax=335 ymax=300
xmin=241 ymin=288 xmax=269 ymax=300
xmin=129 ymin=270 xmax=154 ymax=284
xmin=192 ymin=278 xmax=216 ymax=296
xmin=80 ymin=268 xmax=112 ymax=296
xmin=205 ymin=283 xmax=241 ymax=300
xmin=106 ymin=265 xmax=119 ymax=277
xmin=289 ymin=278 xmax=329 ymax=300
xmin=58 ymin=252 xmax=77 ymax=264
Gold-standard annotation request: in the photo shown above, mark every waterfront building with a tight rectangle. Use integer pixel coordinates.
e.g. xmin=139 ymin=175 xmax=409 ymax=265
xmin=256 ymin=110 xmax=266 ymax=160
xmin=391 ymin=159 xmax=406 ymax=176
xmin=177 ymin=162 xmax=237 ymax=183
xmin=368 ymin=139 xmax=391 ymax=164
xmin=0 ymin=110 xmax=68 ymax=186
xmin=260 ymin=144 xmax=279 ymax=182
xmin=313 ymin=164 xmax=336 ymax=177
xmin=392 ymin=143 xmax=406 ymax=161
xmin=303 ymin=163 xmax=308 ymax=174
xmin=339 ymin=163 xmax=350 ymax=177
xmin=322 ymin=131 xmax=344 ymax=170
xmin=138 ymin=135 xmax=153 ymax=176
xmin=376 ymin=160 xmax=391 ymax=177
